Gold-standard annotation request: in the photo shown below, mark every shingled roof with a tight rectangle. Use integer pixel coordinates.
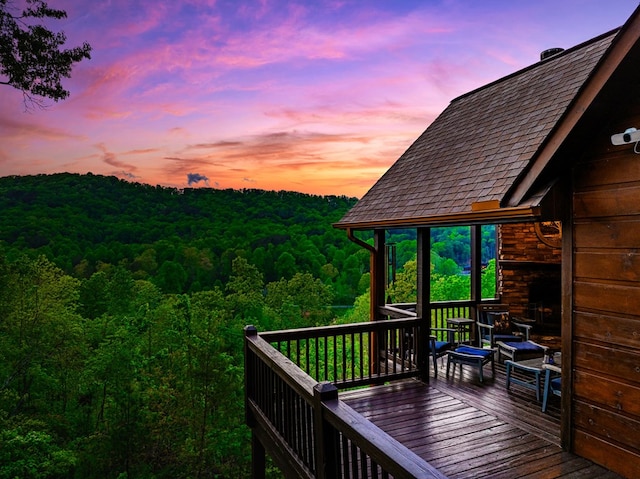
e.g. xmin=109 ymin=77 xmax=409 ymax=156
xmin=336 ymin=25 xmax=626 ymax=230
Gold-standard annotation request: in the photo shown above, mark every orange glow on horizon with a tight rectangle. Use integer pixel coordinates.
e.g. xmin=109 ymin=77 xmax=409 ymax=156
xmin=0 ymin=1 xmax=634 ymax=197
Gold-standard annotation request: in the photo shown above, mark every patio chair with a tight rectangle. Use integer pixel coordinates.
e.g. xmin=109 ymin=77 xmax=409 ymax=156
xmin=542 ymin=366 xmax=561 ymax=412
xmin=497 ymin=339 xmax=547 ymax=362
xmin=477 ymin=304 xmax=533 ymax=349
xmin=428 ymin=328 xmax=456 ymax=377
xmin=446 ymin=345 xmax=495 ymax=383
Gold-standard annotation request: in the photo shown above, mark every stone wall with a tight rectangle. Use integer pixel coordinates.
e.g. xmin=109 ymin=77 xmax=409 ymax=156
xmin=498 ymin=223 xmax=562 ymax=330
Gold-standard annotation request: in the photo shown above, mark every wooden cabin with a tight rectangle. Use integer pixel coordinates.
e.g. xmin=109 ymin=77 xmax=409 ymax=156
xmin=245 ymin=6 xmax=640 ymax=478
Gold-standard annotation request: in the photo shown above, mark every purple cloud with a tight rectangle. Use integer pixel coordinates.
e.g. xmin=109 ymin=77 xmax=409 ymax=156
xmin=187 ymin=172 xmax=209 ymax=186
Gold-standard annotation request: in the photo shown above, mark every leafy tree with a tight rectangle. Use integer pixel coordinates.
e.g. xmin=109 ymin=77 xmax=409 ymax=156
xmin=179 ymin=291 xmax=248 ymax=478
xmin=0 ymin=0 xmax=92 ymax=108
xmin=275 ymin=251 xmax=296 ymax=280
xmin=339 ymin=289 xmax=370 ymax=324
xmin=0 ymin=255 xmax=81 ymax=416
xmin=431 ymin=273 xmax=470 ymax=301
xmin=0 ymin=419 xmax=77 ymax=479
xmin=225 ymin=257 xmax=264 ymax=322
xmin=387 ymin=259 xmax=417 ymax=303
xmin=436 ymin=257 xmax=461 ymax=276
xmin=265 ymin=272 xmax=334 ymax=327
xmin=155 ymin=260 xmax=188 ymax=294
xmin=481 ymin=258 xmax=497 ymax=299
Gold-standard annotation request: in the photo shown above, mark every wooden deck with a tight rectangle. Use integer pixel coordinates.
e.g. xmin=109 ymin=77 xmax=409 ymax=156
xmin=341 ymin=361 xmax=623 ymax=479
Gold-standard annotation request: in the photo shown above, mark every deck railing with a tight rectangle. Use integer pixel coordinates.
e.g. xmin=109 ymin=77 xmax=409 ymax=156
xmin=244 ymin=301 xmax=483 ymax=477
xmin=245 ymin=326 xmax=447 ymax=479
xmin=378 ymin=300 xmax=476 ymax=342
xmin=429 ymin=300 xmax=475 ymax=329
xmin=259 ymin=300 xmax=478 ymax=389
xmin=377 ymin=300 xmax=474 ymax=326
xmin=261 ymin=317 xmax=422 ymax=389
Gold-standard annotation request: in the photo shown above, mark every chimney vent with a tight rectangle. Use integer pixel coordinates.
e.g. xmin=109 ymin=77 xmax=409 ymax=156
xmin=540 ymin=48 xmax=564 ymax=60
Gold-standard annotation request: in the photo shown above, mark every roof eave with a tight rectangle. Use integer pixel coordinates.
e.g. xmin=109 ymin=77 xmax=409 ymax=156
xmin=506 ymin=5 xmax=640 ymax=207
xmin=334 ymin=205 xmax=542 ymax=230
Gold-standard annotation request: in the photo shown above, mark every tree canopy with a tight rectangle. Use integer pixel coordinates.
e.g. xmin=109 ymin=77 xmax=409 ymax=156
xmin=0 ymin=0 xmax=91 ymax=107
xmin=0 ymin=173 xmax=367 ymax=303
xmin=0 ymin=174 xmax=501 ymax=477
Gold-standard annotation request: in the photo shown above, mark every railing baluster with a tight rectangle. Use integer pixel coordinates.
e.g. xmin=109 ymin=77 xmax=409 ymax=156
xmin=336 ymin=335 xmax=338 ymax=382
xmin=350 ymin=441 xmax=358 ymax=478
xmin=341 ymin=333 xmax=347 ymax=382
xmin=360 ymin=449 xmax=367 ymax=478
xmin=314 ymin=336 xmax=319 ymax=380
xmin=358 ymin=332 xmax=364 ymax=377
xmin=349 ymin=333 xmax=355 ymax=382
xmin=341 ymin=434 xmax=349 ymax=478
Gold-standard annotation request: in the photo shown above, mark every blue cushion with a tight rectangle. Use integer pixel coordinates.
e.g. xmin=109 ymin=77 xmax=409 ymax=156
xmin=430 ymin=341 xmax=450 ymax=354
xmin=503 ymin=341 xmax=543 ymax=351
xmin=455 ymin=346 xmax=493 ymax=358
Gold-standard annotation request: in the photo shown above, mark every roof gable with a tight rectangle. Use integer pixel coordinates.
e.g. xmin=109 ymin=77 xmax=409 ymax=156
xmin=336 ymin=29 xmax=619 ymax=229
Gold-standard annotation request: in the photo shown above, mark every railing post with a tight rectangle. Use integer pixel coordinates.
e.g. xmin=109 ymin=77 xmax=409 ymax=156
xmin=417 ymin=228 xmax=432 ymax=382
xmin=313 ymin=381 xmax=339 ymax=479
xmin=245 ymin=325 xmax=267 ymax=479
xmin=244 ymin=325 xmax=258 ymax=426
xmin=251 ymin=431 xmax=266 ymax=479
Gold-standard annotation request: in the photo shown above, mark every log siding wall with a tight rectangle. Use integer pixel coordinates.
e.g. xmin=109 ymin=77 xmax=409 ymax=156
xmin=572 ymin=141 xmax=640 ymax=478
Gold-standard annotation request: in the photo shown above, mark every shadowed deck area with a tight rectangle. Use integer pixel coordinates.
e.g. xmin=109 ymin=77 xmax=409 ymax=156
xmin=341 ymin=362 xmax=623 ymax=479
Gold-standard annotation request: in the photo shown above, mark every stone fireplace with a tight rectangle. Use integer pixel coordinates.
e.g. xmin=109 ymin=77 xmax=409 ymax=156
xmin=498 ymin=222 xmax=562 ymax=334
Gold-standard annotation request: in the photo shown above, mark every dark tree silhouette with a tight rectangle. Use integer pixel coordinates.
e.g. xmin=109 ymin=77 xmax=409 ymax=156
xmin=0 ymin=0 xmax=91 ymax=108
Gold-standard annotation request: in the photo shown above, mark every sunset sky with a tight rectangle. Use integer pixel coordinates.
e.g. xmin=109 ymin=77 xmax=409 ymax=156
xmin=1 ymin=1 xmax=637 ymax=198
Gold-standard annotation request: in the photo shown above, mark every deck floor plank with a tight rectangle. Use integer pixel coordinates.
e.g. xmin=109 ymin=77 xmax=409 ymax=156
xmin=341 ymin=362 xmax=623 ymax=479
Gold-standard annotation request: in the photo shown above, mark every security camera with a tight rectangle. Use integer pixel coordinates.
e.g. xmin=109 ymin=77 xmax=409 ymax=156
xmin=611 ymin=127 xmax=640 ymax=145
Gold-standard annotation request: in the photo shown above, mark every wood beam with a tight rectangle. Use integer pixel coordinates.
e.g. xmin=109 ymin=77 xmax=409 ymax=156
xmin=417 ymin=227 xmax=431 ymax=382
xmin=372 ymin=229 xmax=387 ymax=321
xmin=470 ymin=225 xmax=482 ymax=308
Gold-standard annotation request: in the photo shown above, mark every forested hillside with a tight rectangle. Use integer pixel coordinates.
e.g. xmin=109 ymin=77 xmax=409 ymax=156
xmin=0 ymin=173 xmax=367 ymax=303
xmin=0 ymin=173 xmax=496 ymax=478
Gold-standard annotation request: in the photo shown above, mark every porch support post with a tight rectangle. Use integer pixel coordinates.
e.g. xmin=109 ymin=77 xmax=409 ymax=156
xmin=417 ymin=227 xmax=431 ymax=382
xmin=245 ymin=326 xmax=265 ymax=479
xmin=371 ymin=229 xmax=387 ymax=321
xmin=561 ymin=182 xmax=573 ymax=450
xmin=470 ymin=225 xmax=482 ymax=319
xmin=251 ymin=431 xmax=266 ymax=479
xmin=313 ymin=382 xmax=340 ymax=479
xmin=370 ymin=229 xmax=387 ymax=375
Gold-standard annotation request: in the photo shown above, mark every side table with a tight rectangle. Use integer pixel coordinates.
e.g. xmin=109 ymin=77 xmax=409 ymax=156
xmin=505 ymin=357 xmax=545 ymax=401
xmin=446 ymin=317 xmax=475 ymax=346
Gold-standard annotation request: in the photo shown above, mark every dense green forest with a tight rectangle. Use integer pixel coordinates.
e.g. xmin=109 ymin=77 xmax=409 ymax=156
xmin=0 ymin=174 xmax=497 ymax=478
xmin=0 ymin=173 xmax=367 ymax=304
xmin=0 ymin=174 xmax=494 ymax=305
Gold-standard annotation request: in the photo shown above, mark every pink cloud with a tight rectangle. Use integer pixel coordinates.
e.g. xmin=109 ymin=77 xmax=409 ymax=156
xmin=95 ymin=143 xmax=138 ymax=172
xmin=0 ymin=117 xmax=85 ymax=142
